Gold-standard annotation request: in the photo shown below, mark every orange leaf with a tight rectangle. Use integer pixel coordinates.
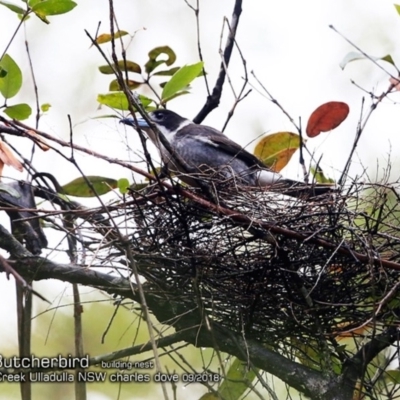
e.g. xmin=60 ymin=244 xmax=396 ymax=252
xmin=254 ymin=132 xmax=300 ymax=172
xmin=306 ymin=101 xmax=349 ymax=138
xmin=25 ymin=130 xmax=50 ymax=151
xmin=0 ymin=160 xmax=4 ymax=179
xmin=334 ymin=322 xmax=371 ymax=339
xmin=0 ymin=141 xmax=23 ymax=171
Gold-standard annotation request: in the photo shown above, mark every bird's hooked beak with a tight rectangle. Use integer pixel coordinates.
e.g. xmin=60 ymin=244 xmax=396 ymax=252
xmin=119 ymin=117 xmax=150 ymax=129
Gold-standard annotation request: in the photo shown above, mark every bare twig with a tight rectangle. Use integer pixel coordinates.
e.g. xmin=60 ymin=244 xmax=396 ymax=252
xmin=193 ymin=0 xmax=243 ymax=123
xmin=183 ymin=0 xmax=210 ymax=95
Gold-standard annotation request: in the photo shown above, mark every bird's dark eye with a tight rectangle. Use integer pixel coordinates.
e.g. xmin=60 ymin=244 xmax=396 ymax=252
xmin=153 ymin=112 xmax=164 ymax=121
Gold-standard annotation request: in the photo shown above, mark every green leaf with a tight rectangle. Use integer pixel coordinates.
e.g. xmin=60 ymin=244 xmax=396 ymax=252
xmin=41 ymin=103 xmax=51 ymax=112
xmin=161 ymin=61 xmax=203 ymax=102
xmin=145 ymin=46 xmax=176 ymax=74
xmin=3 ymin=103 xmax=32 ymax=120
xmin=61 ymin=176 xmax=118 ymax=197
xmin=109 ymin=79 xmax=141 ymax=92
xmin=99 ymin=60 xmax=141 ymax=75
xmin=132 ymin=94 xmax=153 ymax=108
xmin=153 ymin=67 xmax=180 ymax=76
xmin=97 ymin=92 xmax=152 ymax=111
xmin=31 ymin=0 xmax=77 ymax=16
xmin=34 ymin=13 xmax=49 ymax=23
xmin=386 ymin=370 xmax=400 ymax=384
xmin=217 ymin=358 xmax=256 ymax=400
xmin=161 ymin=90 xmax=190 ymax=104
xmin=117 ymin=178 xmax=130 ymax=194
xmin=95 ymin=30 xmax=129 ymax=45
xmin=18 ymin=13 xmax=30 ymax=21
xmin=254 ymin=131 xmax=300 ymax=172
xmin=310 ymin=166 xmax=335 ymax=184
xmin=144 ymin=166 xmax=164 ymax=181
xmin=143 ymin=106 xmax=157 ymax=112
xmin=0 ymin=54 xmax=22 ymax=99
xmin=340 ymin=51 xmax=396 ymax=70
xmin=91 ymin=114 xmax=120 ymax=120
xmin=0 ymin=1 xmax=26 ymax=14
xmin=97 ymin=92 xmax=129 ymax=110
xmin=156 ymin=66 xmax=205 ymax=79
xmin=381 ymin=54 xmax=395 ymax=65
xmin=394 ymin=4 xmax=400 ymax=15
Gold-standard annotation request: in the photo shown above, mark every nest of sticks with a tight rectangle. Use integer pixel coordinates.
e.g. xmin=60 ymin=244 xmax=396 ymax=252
xmin=110 ymin=178 xmax=400 ymax=345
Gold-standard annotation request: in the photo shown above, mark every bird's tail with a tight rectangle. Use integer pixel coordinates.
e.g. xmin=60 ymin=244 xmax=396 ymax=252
xmin=270 ymin=178 xmax=337 ymax=199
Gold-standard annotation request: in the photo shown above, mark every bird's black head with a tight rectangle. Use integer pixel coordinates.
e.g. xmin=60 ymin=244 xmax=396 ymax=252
xmin=120 ymin=109 xmax=190 ymax=136
xmin=148 ymin=109 xmax=187 ymax=132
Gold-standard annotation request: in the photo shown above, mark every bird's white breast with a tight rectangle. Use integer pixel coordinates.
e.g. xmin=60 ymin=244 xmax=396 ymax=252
xmin=155 ymin=119 xmax=192 ymax=142
xmin=152 ymin=119 xmax=192 ymax=165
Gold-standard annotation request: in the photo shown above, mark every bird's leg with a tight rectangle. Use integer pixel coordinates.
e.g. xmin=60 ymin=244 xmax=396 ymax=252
xmin=158 ymin=164 xmax=170 ymax=180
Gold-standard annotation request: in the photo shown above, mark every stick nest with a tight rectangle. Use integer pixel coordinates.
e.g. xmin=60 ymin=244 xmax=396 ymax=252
xmin=113 ymin=181 xmax=400 ymax=345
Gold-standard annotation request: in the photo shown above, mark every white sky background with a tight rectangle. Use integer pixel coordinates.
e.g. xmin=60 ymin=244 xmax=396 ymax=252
xmin=1 ymin=0 xmax=400 ymax=398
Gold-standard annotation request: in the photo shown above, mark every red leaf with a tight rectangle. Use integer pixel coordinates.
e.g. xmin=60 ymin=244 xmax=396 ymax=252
xmin=389 ymin=77 xmax=400 ymax=91
xmin=306 ymin=101 xmax=349 ymax=138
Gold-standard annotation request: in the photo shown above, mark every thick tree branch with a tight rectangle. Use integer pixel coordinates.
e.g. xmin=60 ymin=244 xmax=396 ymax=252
xmin=342 ymin=326 xmax=399 ymax=388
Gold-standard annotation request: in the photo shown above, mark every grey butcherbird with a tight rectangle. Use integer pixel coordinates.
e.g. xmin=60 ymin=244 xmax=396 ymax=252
xmin=120 ymin=109 xmax=333 ymax=196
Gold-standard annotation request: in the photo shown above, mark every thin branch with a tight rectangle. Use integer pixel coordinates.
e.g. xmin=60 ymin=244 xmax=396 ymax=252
xmin=329 ymin=25 xmax=400 ymax=76
xmin=24 ymin=33 xmax=40 ymax=130
xmin=220 ymin=17 xmax=251 ymax=132
xmin=193 ymin=0 xmax=243 ymax=123
xmin=250 ymin=70 xmax=300 ymax=132
xmin=183 ymin=0 xmax=210 ymax=95
xmin=0 ymin=8 xmax=30 ymax=62
xmin=338 ymin=83 xmax=394 ymax=187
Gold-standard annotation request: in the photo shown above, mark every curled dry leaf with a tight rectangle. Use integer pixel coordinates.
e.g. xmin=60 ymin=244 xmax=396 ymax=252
xmin=25 ymin=130 xmax=50 ymax=151
xmin=0 ymin=140 xmax=23 ymax=172
xmin=94 ymin=30 xmax=129 ymax=45
xmin=306 ymin=101 xmax=350 ymax=138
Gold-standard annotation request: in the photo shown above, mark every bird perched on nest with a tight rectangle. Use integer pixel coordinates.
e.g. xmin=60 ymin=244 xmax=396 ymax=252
xmin=120 ymin=109 xmax=333 ymax=197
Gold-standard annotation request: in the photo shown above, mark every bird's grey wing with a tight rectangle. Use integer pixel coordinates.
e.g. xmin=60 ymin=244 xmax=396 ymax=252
xmin=176 ymin=124 xmax=267 ymax=169
xmin=170 ymin=125 xmax=282 ymax=185
xmin=202 ymin=135 xmax=285 ymax=185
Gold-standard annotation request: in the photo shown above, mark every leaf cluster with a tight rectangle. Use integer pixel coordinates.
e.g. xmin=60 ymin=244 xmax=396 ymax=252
xmin=0 ymin=0 xmax=78 ymax=120
xmin=96 ymin=43 xmax=204 ymax=111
